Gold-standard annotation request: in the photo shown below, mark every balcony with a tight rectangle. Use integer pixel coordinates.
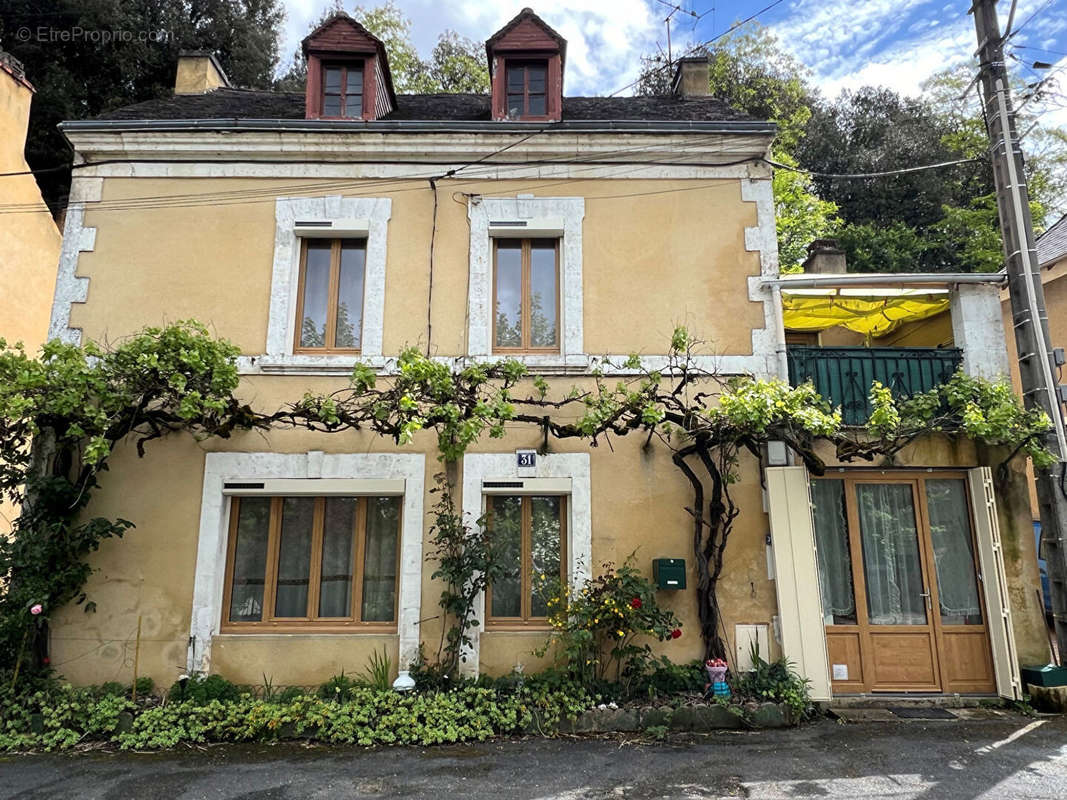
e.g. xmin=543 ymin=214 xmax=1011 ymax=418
xmin=787 ymin=346 xmax=963 ymax=425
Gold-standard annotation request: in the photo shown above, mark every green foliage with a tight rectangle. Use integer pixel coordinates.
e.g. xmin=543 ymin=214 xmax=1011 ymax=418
xmin=774 ymin=151 xmax=841 ymax=270
xmin=537 ymin=560 xmax=683 ymax=691
xmin=169 ymin=674 xmax=243 ymax=705
xmin=426 ymin=476 xmax=504 ymax=673
xmin=631 ymin=657 xmax=707 ymax=698
xmin=0 ymin=322 xmax=258 ymax=675
xmin=0 ymin=678 xmax=594 ymax=751
xmin=732 ymin=645 xmax=813 ymax=719
xmin=359 ymin=649 xmax=393 ymax=692
xmin=835 ymin=221 xmax=929 ymax=273
xmin=318 ymin=671 xmax=360 ymax=701
xmin=865 ymin=370 xmax=1055 ymax=468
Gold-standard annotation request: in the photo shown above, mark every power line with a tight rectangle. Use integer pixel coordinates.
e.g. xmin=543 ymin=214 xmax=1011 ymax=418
xmin=607 ymin=0 xmax=790 ymax=97
xmin=766 ymin=157 xmax=983 ymax=179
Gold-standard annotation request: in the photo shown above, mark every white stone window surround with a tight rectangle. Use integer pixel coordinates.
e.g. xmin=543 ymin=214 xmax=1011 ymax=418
xmin=188 ymin=451 xmax=425 ymax=673
xmin=467 ymin=196 xmax=586 ymax=369
xmin=259 ymin=196 xmax=392 ymax=372
xmin=459 ymin=452 xmax=592 ymax=676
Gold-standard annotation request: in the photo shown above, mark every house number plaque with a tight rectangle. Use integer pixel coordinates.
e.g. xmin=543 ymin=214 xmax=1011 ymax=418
xmin=516 ymin=450 xmax=537 ymax=468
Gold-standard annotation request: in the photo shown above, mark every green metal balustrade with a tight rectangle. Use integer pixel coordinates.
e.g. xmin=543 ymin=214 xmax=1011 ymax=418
xmin=787 ymin=346 xmax=963 ymax=426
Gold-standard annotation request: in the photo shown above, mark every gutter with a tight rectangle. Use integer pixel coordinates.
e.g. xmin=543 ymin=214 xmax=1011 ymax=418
xmin=59 ymin=117 xmax=778 ymax=136
xmin=768 ymin=272 xmax=1007 ymax=289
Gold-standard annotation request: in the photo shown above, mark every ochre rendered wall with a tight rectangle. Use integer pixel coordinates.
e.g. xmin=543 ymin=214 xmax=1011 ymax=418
xmin=68 ymin=177 xmax=765 ymax=358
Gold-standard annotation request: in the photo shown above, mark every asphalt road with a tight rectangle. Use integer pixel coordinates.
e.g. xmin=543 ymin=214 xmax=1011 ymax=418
xmin=1 ymin=714 xmax=1065 ymax=799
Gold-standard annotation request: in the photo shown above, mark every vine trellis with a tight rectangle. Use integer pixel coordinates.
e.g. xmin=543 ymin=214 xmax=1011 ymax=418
xmin=0 ymin=322 xmax=1054 ymax=674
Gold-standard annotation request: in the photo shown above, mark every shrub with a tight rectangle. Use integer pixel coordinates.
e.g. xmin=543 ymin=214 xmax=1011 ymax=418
xmin=317 ymin=671 xmax=360 ymax=701
xmin=537 ymin=559 xmax=683 ymax=693
xmin=732 ymin=645 xmax=813 ymax=719
xmin=168 ymin=674 xmax=243 ymax=705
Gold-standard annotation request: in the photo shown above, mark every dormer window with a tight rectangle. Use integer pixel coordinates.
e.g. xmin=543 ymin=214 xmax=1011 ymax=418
xmin=506 ymin=60 xmax=548 ymax=119
xmin=487 ymin=9 xmax=566 ymax=123
xmin=322 ymin=62 xmax=364 ymax=118
xmin=302 ymin=12 xmax=395 ymax=121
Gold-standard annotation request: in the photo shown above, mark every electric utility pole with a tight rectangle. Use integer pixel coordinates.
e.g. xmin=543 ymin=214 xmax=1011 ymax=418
xmin=972 ymin=0 xmax=1067 ymax=661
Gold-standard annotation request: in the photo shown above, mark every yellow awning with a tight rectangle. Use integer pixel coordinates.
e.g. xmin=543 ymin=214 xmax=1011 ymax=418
xmin=782 ymin=295 xmax=951 ymax=337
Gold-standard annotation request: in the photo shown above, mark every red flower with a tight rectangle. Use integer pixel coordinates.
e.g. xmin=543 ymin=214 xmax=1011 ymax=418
xmin=630 ymin=597 xmax=642 ymax=609
xmin=670 ymin=628 xmax=682 ymax=639
xmin=42 ymin=657 xmax=50 ymax=665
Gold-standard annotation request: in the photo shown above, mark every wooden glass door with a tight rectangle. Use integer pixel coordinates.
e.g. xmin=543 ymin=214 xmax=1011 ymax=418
xmin=813 ymin=472 xmax=995 ymax=695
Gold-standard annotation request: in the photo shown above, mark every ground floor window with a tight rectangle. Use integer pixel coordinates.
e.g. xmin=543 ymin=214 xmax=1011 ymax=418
xmin=223 ymin=495 xmax=400 ymax=631
xmin=486 ymin=495 xmax=566 ymax=626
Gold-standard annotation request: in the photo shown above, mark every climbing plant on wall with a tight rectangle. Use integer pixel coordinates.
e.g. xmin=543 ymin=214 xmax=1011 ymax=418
xmin=0 ymin=322 xmax=1054 ymax=677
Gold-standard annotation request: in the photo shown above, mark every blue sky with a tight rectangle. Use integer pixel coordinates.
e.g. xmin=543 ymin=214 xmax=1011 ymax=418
xmin=280 ymin=1 xmax=1067 ymax=122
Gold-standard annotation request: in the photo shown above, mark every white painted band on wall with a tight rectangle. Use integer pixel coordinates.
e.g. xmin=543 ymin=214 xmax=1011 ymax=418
xmin=459 ymin=452 xmax=591 ymax=677
xmin=188 ymin=451 xmax=425 ymax=674
xmin=48 ymin=177 xmax=103 ymax=345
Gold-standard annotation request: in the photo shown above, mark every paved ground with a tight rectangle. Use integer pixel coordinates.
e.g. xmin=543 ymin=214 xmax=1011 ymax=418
xmin=1 ymin=713 xmax=1065 ymax=799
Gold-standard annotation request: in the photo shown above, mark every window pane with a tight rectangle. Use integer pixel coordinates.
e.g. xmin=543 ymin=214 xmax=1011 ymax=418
xmin=494 ymin=241 xmax=523 ymax=348
xmin=362 ymin=497 xmax=401 ymax=622
xmin=490 ymin=496 xmax=522 ymax=617
xmin=529 ymin=241 xmax=557 ymax=348
xmin=506 ymin=65 xmax=525 ymax=92
xmin=299 ymin=241 xmax=331 ymax=348
xmin=530 ymin=496 xmax=562 ymax=617
xmin=810 ymin=480 xmax=857 ymax=625
xmin=324 ymin=67 xmax=342 ymax=90
xmin=527 ymin=94 xmax=546 ymax=116
xmin=335 ymin=240 xmax=366 ymax=348
xmin=507 ymin=94 xmax=523 ymax=118
xmin=323 ymin=94 xmax=342 ymax=116
xmin=347 ymin=65 xmax=363 ymax=91
xmin=856 ymin=484 xmax=927 ymax=625
xmin=926 ymin=479 xmax=983 ymax=625
xmin=319 ymin=497 xmax=356 ymax=618
xmin=346 ymin=92 xmax=363 ymax=118
xmin=274 ymin=497 xmax=315 ymax=617
xmin=527 ymin=66 xmax=546 ymax=93
xmin=228 ymin=498 xmax=271 ymax=622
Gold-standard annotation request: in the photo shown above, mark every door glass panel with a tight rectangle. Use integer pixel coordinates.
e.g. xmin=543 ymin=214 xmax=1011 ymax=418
xmin=362 ymin=496 xmax=400 ymax=622
xmin=529 ymin=496 xmax=562 ymax=617
xmin=856 ymin=483 xmax=928 ymax=625
xmin=494 ymin=240 xmax=522 ymax=348
xmin=529 ymin=241 xmax=557 ymax=348
xmin=810 ymin=479 xmax=857 ymax=624
xmin=274 ymin=497 xmax=315 ymax=617
xmin=490 ymin=495 xmax=522 ymax=617
xmin=299 ymin=241 xmax=331 ymax=348
xmin=228 ymin=498 xmax=271 ymax=622
xmin=335 ymin=240 xmax=365 ymax=348
xmin=318 ymin=497 xmax=356 ymax=618
xmin=926 ymin=479 xmax=983 ymax=625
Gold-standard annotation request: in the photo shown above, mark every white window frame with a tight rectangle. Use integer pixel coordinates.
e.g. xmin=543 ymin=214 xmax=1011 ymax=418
xmin=260 ymin=196 xmax=391 ymax=372
xmin=459 ymin=452 xmax=591 ymax=675
xmin=467 ymin=196 xmax=585 ymax=369
xmin=188 ymin=451 xmax=424 ymax=673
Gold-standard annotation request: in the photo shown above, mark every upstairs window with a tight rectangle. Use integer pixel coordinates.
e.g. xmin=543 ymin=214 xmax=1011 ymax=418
xmin=295 ymin=238 xmax=366 ymax=353
xmin=224 ymin=495 xmax=401 ymax=630
xmin=322 ymin=62 xmax=364 ymax=118
xmin=487 ymin=494 xmax=566 ymax=625
xmin=493 ymin=238 xmax=559 ymax=353
xmin=505 ymin=60 xmax=548 ymax=119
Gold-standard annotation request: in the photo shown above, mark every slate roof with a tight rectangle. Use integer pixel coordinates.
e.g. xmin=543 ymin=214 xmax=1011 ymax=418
xmin=94 ymin=87 xmax=759 ymax=124
xmin=1037 ymin=214 xmax=1067 ymax=267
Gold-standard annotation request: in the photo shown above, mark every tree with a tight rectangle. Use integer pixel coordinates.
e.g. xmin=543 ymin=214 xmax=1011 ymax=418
xmin=0 ymin=0 xmax=285 ymax=209
xmin=276 ymin=3 xmax=489 ymax=94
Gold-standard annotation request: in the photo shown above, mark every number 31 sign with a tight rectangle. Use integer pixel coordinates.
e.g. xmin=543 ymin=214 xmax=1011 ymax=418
xmin=516 ymin=450 xmax=537 ymax=468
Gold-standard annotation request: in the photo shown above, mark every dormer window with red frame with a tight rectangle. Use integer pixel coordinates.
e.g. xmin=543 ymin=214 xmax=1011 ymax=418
xmin=322 ymin=62 xmax=364 ymax=118
xmin=487 ymin=9 xmax=566 ymax=123
xmin=302 ymin=13 xmax=395 ymax=121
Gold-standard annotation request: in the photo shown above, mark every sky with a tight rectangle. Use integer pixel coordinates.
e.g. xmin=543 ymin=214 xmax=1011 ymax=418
xmin=280 ymin=0 xmax=1067 ymax=124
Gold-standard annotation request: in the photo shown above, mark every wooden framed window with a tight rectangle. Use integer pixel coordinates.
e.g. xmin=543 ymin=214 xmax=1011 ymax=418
xmin=222 ymin=495 xmax=401 ymax=632
xmin=505 ymin=60 xmax=548 ymax=118
xmin=322 ymin=62 xmax=364 ymax=118
xmin=493 ymin=238 xmax=560 ymax=353
xmin=486 ymin=495 xmax=566 ymax=627
xmin=294 ymin=238 xmax=366 ymax=353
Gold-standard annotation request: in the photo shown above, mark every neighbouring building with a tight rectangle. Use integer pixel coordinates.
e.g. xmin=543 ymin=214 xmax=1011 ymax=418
xmin=45 ymin=9 xmax=1048 ymax=700
xmin=0 ymin=50 xmax=61 ymax=534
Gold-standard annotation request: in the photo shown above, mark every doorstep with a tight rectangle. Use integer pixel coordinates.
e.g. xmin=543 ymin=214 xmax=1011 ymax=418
xmin=828 ymin=693 xmax=995 ymax=709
